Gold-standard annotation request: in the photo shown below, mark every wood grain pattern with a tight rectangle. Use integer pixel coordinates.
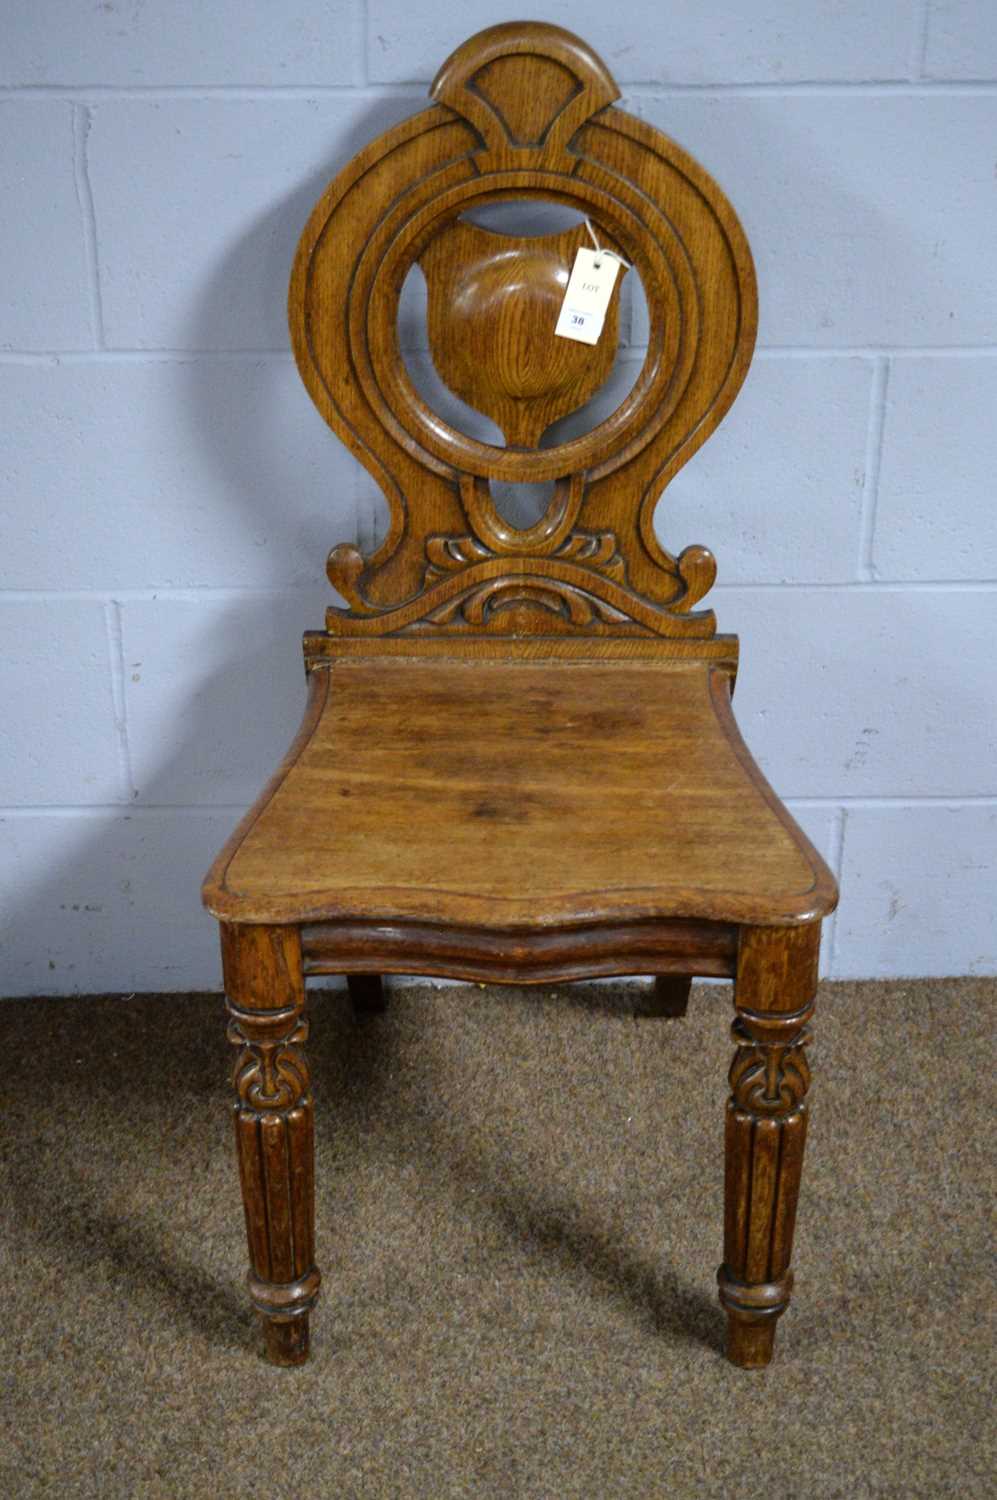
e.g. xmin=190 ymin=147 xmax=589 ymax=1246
xmin=200 ymin=21 xmax=839 ymax=1369
xmin=203 ymin=659 xmax=835 ymax=931
xmin=419 ymin=218 xmax=627 ymax=448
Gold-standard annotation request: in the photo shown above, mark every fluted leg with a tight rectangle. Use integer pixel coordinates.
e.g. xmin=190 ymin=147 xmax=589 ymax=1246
xmin=221 ymin=923 xmax=320 ymax=1366
xmin=347 ymin=973 xmax=387 ymax=1018
xmin=719 ymin=924 xmax=820 ymax=1368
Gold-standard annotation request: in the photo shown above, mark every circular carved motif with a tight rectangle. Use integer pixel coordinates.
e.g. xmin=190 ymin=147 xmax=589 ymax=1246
xmin=350 ymin=174 xmax=698 ymax=484
xmin=416 ymin=217 xmax=627 ymax=449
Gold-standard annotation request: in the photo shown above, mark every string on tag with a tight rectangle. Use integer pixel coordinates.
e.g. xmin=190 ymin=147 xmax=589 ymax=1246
xmin=584 ymin=217 xmax=631 ymax=272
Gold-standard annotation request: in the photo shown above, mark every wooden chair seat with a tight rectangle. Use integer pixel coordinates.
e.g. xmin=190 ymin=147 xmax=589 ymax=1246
xmin=204 ymin=658 xmax=833 ymax=953
xmin=201 ymin=22 xmax=840 ymax=1373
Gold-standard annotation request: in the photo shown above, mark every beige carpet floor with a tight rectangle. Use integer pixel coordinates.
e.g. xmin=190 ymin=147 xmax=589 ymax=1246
xmin=0 ymin=978 xmax=993 ymax=1498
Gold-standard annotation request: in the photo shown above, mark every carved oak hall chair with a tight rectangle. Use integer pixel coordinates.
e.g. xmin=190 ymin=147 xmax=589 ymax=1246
xmin=202 ymin=22 xmax=838 ymax=1371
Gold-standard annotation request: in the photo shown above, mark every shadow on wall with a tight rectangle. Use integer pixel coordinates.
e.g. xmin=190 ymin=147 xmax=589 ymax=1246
xmin=2 ymin=99 xmax=896 ymax=996
xmin=1 ymin=94 xmax=666 ymax=1001
xmin=1 ymin=97 xmax=433 ymax=999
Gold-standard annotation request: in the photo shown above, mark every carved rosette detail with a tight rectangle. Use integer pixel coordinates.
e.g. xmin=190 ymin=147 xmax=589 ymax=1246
xmin=227 ymin=1008 xmax=311 ymax=1114
xmin=728 ymin=1015 xmax=812 ymax=1118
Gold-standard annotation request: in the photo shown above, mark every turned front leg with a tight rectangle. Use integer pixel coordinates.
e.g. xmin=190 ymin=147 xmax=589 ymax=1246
xmin=222 ymin=923 xmax=320 ymax=1366
xmin=719 ymin=924 xmax=819 ymax=1368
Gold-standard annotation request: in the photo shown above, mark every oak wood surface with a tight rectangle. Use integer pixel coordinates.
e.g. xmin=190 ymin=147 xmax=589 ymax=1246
xmin=203 ymin=658 xmax=836 ymax=932
xmin=300 ymin=916 xmax=738 ymax=986
xmin=419 ymin=217 xmax=628 ymax=449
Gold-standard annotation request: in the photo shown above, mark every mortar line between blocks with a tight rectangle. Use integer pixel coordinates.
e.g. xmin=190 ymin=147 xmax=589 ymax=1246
xmin=3 ymin=795 xmax=996 ymax=818
xmin=909 ymin=0 xmax=933 ymax=82
xmin=825 ymin=806 xmax=848 ymax=977
xmin=5 ymin=80 xmax=997 ymax=99
xmin=625 ymin=80 xmax=997 ymax=98
xmin=3 ymin=580 xmax=997 ymax=605
xmin=0 ymin=805 xmax=252 ymax=818
xmin=71 ymin=103 xmax=104 ymax=350
xmin=103 ymin=600 xmax=136 ymax=803
xmin=785 ymin=795 xmax=997 ymax=809
xmin=2 ymin=346 xmax=996 ymax=365
xmin=2 ymin=580 xmax=996 ymax=603
xmin=359 ymin=0 xmax=370 ymax=87
xmin=858 ymin=356 xmax=890 ymax=581
xmin=714 ymin=579 xmax=997 ymax=592
xmin=0 ymin=83 xmax=428 ymax=100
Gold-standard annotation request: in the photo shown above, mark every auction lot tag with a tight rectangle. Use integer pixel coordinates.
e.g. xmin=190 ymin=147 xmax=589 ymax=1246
xmin=554 ymin=247 xmax=620 ymax=345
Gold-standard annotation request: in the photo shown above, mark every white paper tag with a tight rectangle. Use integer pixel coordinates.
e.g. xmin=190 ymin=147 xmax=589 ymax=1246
xmin=554 ymin=247 xmax=620 ymax=345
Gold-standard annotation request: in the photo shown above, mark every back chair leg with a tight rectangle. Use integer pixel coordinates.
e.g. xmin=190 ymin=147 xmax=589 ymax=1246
xmin=222 ymin=923 xmax=320 ymax=1366
xmin=348 ymin=973 xmax=388 ymax=1018
xmin=637 ymin=974 xmax=692 ymax=1018
xmin=718 ymin=924 xmax=820 ymax=1368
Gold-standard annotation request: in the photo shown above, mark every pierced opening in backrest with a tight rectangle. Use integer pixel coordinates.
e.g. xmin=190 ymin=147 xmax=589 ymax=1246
xmin=540 ymin=351 xmax=644 ymax=448
xmin=399 ymin=266 xmax=505 ymax=445
xmin=462 ymin=200 xmax=586 ymax=236
xmin=489 ymin=479 xmax=559 ymax=530
xmin=396 ymin=204 xmax=643 ymax=455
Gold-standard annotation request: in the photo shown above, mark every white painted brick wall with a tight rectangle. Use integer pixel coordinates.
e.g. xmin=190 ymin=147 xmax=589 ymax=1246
xmin=633 ymin=93 xmax=997 ymax=347
xmin=0 ymin=102 xmax=94 ymax=350
xmin=1 ymin=2 xmax=994 ymax=993
xmin=661 ymin=357 xmax=874 ymax=583
xmin=366 ymin=3 xmax=916 ymax=86
xmin=874 ymin=357 xmax=997 ymax=578
xmin=0 ymin=359 xmax=360 ymax=589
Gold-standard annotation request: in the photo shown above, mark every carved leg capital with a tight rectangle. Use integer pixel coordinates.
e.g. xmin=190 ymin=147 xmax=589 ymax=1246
xmin=222 ymin=924 xmax=320 ymax=1367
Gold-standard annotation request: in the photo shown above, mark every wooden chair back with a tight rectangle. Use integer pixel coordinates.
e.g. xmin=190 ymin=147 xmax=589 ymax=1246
xmin=289 ymin=22 xmax=757 ymax=658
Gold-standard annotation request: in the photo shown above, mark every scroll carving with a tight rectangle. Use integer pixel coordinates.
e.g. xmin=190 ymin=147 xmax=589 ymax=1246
xmin=326 ymin=525 xmax=718 ymax=638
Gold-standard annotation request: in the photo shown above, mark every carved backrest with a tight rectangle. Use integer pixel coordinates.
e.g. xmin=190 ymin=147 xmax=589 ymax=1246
xmin=290 ymin=22 xmax=756 ymax=654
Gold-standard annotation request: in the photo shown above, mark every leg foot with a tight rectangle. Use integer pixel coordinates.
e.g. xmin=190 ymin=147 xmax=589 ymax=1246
xmin=636 ymin=974 xmax=691 ymax=1018
xmin=222 ymin=924 xmax=321 ymax=1368
xmin=262 ymin=1315 xmax=310 ymax=1367
xmin=724 ymin=1314 xmax=777 ymax=1370
xmin=348 ymin=973 xmax=387 ymax=1018
xmin=717 ymin=1265 xmax=794 ymax=1368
